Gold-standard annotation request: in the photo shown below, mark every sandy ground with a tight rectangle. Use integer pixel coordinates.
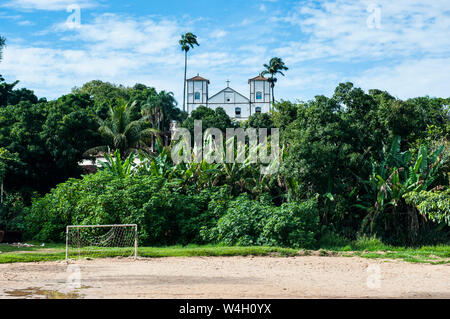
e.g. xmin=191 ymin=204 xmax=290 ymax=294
xmin=0 ymin=256 xmax=449 ymax=299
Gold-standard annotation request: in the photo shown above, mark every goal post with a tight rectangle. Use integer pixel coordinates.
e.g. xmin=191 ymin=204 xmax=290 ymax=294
xmin=66 ymin=224 xmax=138 ymax=261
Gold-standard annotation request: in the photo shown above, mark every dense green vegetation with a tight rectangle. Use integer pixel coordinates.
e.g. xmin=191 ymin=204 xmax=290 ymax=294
xmin=0 ymin=35 xmax=448 ymax=254
xmin=0 ymin=79 xmax=185 ymax=196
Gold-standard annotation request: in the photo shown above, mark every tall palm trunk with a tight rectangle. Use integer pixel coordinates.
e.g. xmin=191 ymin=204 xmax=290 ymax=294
xmin=183 ymin=51 xmax=187 ymax=113
xmin=272 ymin=84 xmax=275 ymax=104
xmin=271 ymin=75 xmax=275 ymax=108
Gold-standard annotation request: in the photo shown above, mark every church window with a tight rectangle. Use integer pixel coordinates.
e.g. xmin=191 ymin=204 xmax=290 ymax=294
xmin=256 ymin=91 xmax=262 ymax=100
xmin=235 ymin=107 xmax=241 ymax=117
xmin=255 ymin=107 xmax=262 ymax=113
xmin=195 ymin=92 xmax=200 ymax=100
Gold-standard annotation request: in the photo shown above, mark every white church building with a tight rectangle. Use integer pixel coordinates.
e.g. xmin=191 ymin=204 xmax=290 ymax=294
xmin=186 ymin=74 xmax=272 ymax=120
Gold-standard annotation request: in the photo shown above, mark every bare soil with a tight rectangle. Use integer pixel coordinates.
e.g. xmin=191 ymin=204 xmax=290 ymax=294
xmin=0 ymin=256 xmax=449 ymax=299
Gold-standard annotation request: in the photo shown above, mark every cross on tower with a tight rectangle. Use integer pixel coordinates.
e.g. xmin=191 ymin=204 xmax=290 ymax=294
xmin=226 ymin=79 xmax=230 ymax=87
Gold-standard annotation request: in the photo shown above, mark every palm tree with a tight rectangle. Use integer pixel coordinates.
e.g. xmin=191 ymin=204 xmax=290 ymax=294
xmin=142 ymin=91 xmax=177 ymax=132
xmin=179 ymin=32 xmax=199 ymax=113
xmin=88 ymin=100 xmax=159 ymax=156
xmin=142 ymin=95 xmax=163 ymax=131
xmin=261 ymin=57 xmax=288 ymax=105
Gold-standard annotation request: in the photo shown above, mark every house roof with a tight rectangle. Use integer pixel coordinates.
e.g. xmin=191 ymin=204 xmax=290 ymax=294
xmin=187 ymin=74 xmax=210 ymax=84
xmin=248 ymin=75 xmax=268 ymax=83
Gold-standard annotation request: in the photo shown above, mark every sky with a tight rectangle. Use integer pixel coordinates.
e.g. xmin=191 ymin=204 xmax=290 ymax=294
xmin=0 ymin=0 xmax=449 ymax=105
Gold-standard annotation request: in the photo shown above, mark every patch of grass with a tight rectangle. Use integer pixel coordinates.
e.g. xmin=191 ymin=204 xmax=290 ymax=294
xmin=3 ymin=287 xmax=81 ymax=299
xmin=318 ymin=232 xmax=352 ymax=250
xmin=0 ymin=253 xmax=65 ymax=263
xmin=350 ymin=236 xmax=391 ymax=251
xmin=0 ymin=242 xmax=64 ymax=253
xmin=0 ymin=243 xmax=298 ymax=263
xmin=138 ymin=245 xmax=298 ymax=258
xmin=320 ymin=234 xmax=390 ymax=251
xmin=319 ymin=249 xmax=328 ymax=256
xmin=319 ymin=235 xmax=450 ymax=264
xmin=357 ymin=245 xmax=450 ymax=263
xmin=1 ymin=241 xmax=448 ymax=264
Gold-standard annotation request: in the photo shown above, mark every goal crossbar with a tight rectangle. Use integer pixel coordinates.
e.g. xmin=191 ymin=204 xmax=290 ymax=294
xmin=65 ymin=224 xmax=138 ymax=261
xmin=67 ymin=224 xmax=138 ymax=229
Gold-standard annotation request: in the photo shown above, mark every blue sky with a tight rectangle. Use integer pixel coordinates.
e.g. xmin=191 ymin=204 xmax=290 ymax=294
xmin=0 ymin=0 xmax=449 ymax=104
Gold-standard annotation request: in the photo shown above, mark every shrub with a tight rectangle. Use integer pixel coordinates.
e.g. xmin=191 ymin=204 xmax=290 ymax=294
xmin=202 ymin=194 xmax=320 ymax=248
xmin=24 ymin=171 xmax=116 ymax=242
xmin=24 ymin=171 xmax=231 ymax=245
xmin=404 ymin=189 xmax=450 ymax=226
xmin=261 ymin=199 xmax=320 ymax=248
xmin=200 ymin=194 xmax=271 ymax=246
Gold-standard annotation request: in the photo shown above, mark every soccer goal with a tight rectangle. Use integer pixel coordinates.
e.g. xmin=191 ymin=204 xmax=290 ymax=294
xmin=66 ymin=224 xmax=138 ymax=261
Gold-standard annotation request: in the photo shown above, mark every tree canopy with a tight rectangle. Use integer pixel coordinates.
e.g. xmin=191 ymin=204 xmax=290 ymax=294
xmin=0 ymin=81 xmax=186 ymax=196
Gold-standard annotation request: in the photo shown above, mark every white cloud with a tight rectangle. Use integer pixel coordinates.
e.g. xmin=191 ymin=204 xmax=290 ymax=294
xmin=1 ymin=14 xmax=185 ymax=99
xmin=209 ymin=29 xmax=228 ymax=39
xmin=354 ymin=58 xmax=450 ymax=99
xmin=1 ymin=43 xmax=187 ymax=100
xmin=273 ymin=0 xmax=450 ymax=63
xmin=1 ymin=12 xmax=265 ymax=102
xmin=3 ymin=1 xmax=449 ymax=103
xmin=2 ymin=10 xmax=276 ymax=101
xmin=3 ymin=45 xmax=140 ymax=85
xmin=55 ymin=13 xmax=179 ymax=55
xmin=240 ymin=18 xmax=252 ymax=26
xmin=190 ymin=52 xmax=233 ymax=68
xmin=2 ymin=0 xmax=98 ymax=10
xmin=266 ymin=0 xmax=450 ymax=100
xmin=17 ymin=20 xmax=34 ymax=26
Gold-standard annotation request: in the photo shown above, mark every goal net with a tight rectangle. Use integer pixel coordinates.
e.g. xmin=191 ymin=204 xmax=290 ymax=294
xmin=66 ymin=224 xmax=138 ymax=261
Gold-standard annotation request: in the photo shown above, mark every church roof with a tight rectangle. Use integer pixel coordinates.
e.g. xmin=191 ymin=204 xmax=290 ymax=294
xmin=208 ymin=87 xmax=250 ymax=102
xmin=187 ymin=74 xmax=210 ymax=84
xmin=248 ymin=75 xmax=268 ymax=83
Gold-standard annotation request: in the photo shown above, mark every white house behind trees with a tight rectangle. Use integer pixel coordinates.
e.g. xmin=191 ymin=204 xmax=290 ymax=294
xmin=186 ymin=74 xmax=272 ymax=120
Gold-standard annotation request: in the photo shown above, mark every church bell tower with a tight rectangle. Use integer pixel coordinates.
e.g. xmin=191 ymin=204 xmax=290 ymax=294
xmin=186 ymin=74 xmax=210 ymax=114
xmin=249 ymin=75 xmax=271 ymax=114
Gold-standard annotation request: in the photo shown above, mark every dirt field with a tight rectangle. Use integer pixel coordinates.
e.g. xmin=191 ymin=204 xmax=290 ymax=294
xmin=0 ymin=256 xmax=449 ymax=299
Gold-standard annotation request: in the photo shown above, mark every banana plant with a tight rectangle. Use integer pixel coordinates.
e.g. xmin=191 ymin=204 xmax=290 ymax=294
xmin=98 ymin=148 xmax=136 ymax=179
xmin=360 ymin=136 xmax=447 ymax=240
xmin=136 ymin=141 xmax=175 ymax=179
xmin=172 ymin=143 xmax=222 ymax=189
xmin=220 ymin=137 xmax=256 ymax=194
xmin=249 ymin=141 xmax=285 ymax=197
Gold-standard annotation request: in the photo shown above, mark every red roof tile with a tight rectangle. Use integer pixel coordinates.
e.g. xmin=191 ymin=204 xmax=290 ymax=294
xmin=187 ymin=75 xmax=210 ymax=83
xmin=248 ymin=75 xmax=268 ymax=83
